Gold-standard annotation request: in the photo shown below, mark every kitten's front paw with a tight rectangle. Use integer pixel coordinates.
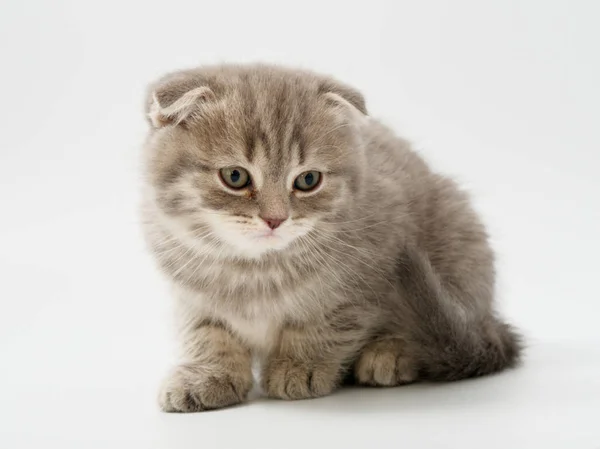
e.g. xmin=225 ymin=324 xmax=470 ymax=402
xmin=262 ymin=358 xmax=339 ymax=400
xmin=355 ymin=338 xmax=418 ymax=386
xmin=159 ymin=364 xmax=253 ymax=412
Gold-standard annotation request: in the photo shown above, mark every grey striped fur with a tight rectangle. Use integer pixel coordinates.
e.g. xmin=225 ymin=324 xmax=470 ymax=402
xmin=141 ymin=64 xmax=522 ymax=412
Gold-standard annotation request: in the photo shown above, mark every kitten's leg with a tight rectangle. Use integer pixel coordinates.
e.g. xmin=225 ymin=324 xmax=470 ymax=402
xmin=262 ymin=305 xmax=373 ymax=400
xmin=356 ymin=246 xmax=521 ymax=386
xmin=354 ymin=337 xmax=418 ymax=386
xmin=159 ymin=321 xmax=253 ymax=412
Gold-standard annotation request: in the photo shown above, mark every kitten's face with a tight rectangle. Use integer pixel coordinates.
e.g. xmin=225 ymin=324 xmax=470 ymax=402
xmin=145 ymin=68 xmax=366 ymax=259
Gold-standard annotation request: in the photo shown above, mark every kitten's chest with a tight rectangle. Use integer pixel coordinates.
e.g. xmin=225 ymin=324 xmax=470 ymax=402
xmin=217 ymin=305 xmax=281 ymax=354
xmin=190 ymin=275 xmax=325 ymax=353
xmin=179 ymin=253 xmax=339 ymax=351
xmin=199 ymin=255 xmax=322 ymax=303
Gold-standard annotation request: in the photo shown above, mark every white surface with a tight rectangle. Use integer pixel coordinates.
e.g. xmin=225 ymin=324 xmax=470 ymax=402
xmin=1 ymin=0 xmax=599 ymax=448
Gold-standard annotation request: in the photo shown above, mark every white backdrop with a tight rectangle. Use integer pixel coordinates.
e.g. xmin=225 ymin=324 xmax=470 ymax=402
xmin=1 ymin=1 xmax=599 ymax=448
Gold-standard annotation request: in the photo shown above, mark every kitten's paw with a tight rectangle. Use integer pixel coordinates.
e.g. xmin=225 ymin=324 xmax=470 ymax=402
xmin=262 ymin=358 xmax=339 ymax=400
xmin=355 ymin=339 xmax=418 ymax=386
xmin=159 ymin=364 xmax=253 ymax=412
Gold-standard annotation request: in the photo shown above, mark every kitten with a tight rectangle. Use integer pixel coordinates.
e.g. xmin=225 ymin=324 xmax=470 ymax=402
xmin=141 ymin=64 xmax=522 ymax=412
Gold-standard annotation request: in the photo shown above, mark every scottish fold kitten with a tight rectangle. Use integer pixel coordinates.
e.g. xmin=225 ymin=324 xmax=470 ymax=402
xmin=141 ymin=64 xmax=521 ymax=412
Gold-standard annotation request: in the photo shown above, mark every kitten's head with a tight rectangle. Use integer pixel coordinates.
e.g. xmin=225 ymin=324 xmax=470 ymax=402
xmin=143 ymin=65 xmax=368 ymax=259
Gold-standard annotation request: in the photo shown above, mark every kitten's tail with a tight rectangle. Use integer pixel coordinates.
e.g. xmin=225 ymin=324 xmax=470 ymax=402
xmin=395 ymin=248 xmax=523 ymax=381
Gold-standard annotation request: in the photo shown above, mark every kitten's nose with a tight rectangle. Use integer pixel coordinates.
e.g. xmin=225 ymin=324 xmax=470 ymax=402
xmin=260 ymin=216 xmax=287 ymax=230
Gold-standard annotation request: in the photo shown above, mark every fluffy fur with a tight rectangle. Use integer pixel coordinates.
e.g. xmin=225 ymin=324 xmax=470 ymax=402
xmin=140 ymin=64 xmax=522 ymax=412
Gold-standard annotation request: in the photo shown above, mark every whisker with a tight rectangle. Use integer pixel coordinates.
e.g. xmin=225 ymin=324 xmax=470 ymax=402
xmin=302 ymin=234 xmax=383 ymax=307
xmin=312 ymin=123 xmax=352 ymax=145
xmin=306 ymin=232 xmax=397 ymax=294
xmin=316 ymin=229 xmax=397 ymax=264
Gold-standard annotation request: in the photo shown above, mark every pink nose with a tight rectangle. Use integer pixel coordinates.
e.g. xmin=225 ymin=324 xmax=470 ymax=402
xmin=261 ymin=216 xmax=287 ymax=230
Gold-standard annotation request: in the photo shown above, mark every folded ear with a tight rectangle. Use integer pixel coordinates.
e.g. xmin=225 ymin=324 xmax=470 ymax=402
xmin=146 ymin=73 xmax=215 ymax=128
xmin=319 ymin=79 xmax=367 ymax=116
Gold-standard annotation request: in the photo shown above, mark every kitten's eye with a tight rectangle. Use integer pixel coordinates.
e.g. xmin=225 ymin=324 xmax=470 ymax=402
xmin=294 ymin=171 xmax=321 ymax=192
xmin=220 ymin=167 xmax=251 ymax=189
